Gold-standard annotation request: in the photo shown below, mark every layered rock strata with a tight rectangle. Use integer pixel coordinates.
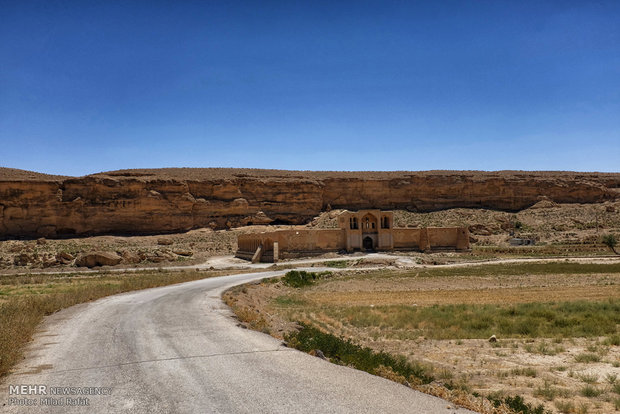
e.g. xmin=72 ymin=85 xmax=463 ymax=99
xmin=1 ymin=168 xmax=618 ymax=238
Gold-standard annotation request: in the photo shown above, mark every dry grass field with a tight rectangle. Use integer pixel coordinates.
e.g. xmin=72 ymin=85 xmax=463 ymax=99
xmin=225 ymin=261 xmax=620 ymax=414
xmin=0 ymin=268 xmax=250 ymax=378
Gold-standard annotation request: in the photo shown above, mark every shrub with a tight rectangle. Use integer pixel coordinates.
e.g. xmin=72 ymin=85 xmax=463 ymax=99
xmin=602 ymin=234 xmax=618 ymax=254
xmin=284 ymin=323 xmax=434 ymax=384
xmin=580 ymin=385 xmax=601 ymax=397
xmin=574 ymin=353 xmax=601 ymax=363
xmin=489 ymin=394 xmax=551 ymax=414
xmin=554 ymin=400 xmax=575 ymax=414
xmin=511 ymin=367 xmax=538 ymax=377
xmin=281 ymin=270 xmax=329 ymax=288
xmin=534 ymin=381 xmax=557 ymax=401
xmin=603 ymin=333 xmax=620 ymax=346
xmin=577 ymin=373 xmax=598 ymax=384
xmin=325 ymin=260 xmax=349 ymax=268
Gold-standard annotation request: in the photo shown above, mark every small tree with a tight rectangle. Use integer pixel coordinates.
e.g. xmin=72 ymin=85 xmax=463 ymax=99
xmin=602 ymin=234 xmax=618 ymax=254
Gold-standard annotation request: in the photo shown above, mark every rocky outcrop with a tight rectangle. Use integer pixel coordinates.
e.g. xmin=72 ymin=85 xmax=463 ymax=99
xmin=75 ymin=251 xmax=122 ymax=268
xmin=0 ymin=168 xmax=619 ymax=238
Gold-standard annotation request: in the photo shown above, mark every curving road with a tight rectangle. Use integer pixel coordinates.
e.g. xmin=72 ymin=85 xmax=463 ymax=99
xmin=1 ymin=269 xmax=473 ymax=414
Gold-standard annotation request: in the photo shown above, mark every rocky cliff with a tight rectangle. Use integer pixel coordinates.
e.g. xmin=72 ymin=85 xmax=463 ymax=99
xmin=1 ymin=168 xmax=619 ymax=238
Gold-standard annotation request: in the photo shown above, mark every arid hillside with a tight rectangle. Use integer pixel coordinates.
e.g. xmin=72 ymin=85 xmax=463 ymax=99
xmin=1 ymin=167 xmax=619 ymax=238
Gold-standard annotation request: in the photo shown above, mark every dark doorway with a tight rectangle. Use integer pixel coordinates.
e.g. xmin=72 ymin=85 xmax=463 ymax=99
xmin=363 ymin=236 xmax=374 ymax=251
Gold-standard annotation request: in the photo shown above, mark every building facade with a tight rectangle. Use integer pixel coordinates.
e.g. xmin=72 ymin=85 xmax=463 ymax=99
xmin=236 ymin=210 xmax=470 ymax=263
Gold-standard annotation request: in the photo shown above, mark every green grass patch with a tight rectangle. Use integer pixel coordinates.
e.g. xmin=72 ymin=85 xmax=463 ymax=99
xmin=281 ymin=270 xmax=330 ymax=288
xmin=603 ymin=333 xmax=620 ymax=346
xmin=323 ymin=260 xmax=350 ymax=268
xmin=580 ymin=385 xmax=602 ymax=397
xmin=511 ymin=367 xmax=538 ymax=377
xmin=320 ymin=299 xmax=620 ymax=340
xmin=273 ymin=295 xmax=309 ymax=306
xmin=284 ymin=323 xmax=434 ymax=385
xmin=574 ymin=353 xmax=601 ymax=363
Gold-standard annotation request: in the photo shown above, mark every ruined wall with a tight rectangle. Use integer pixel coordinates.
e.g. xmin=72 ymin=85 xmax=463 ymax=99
xmin=1 ymin=168 xmax=619 ymax=238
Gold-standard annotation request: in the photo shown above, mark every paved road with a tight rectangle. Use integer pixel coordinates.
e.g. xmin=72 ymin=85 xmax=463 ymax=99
xmin=0 ymin=269 xmax=473 ymax=414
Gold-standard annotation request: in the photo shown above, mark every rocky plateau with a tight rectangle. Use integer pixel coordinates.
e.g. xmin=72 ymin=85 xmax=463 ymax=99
xmin=1 ymin=167 xmax=619 ymax=238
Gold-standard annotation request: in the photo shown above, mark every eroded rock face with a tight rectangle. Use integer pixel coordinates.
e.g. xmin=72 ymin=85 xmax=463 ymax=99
xmin=0 ymin=168 xmax=618 ymax=238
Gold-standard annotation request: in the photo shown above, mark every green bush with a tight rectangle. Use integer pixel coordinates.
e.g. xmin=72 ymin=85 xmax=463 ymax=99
xmin=282 ymin=270 xmax=329 ymax=288
xmin=580 ymin=385 xmax=602 ymax=397
xmin=325 ymin=260 xmax=349 ymax=268
xmin=603 ymin=333 xmax=620 ymax=346
xmin=285 ymin=323 xmax=433 ymax=384
xmin=489 ymin=395 xmax=551 ymax=414
xmin=574 ymin=353 xmax=601 ymax=363
xmin=602 ymin=234 xmax=618 ymax=254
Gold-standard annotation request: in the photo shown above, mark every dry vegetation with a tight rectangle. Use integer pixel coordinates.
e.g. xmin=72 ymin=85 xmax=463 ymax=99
xmin=225 ymin=262 xmax=620 ymax=414
xmin=0 ymin=268 xmax=249 ymax=378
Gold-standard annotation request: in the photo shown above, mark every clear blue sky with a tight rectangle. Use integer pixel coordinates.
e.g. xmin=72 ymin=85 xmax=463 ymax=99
xmin=1 ymin=1 xmax=619 ymax=176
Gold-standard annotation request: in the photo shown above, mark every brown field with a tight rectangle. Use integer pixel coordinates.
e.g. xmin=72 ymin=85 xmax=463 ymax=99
xmin=302 ymin=269 xmax=620 ymax=306
xmin=305 ymin=285 xmax=619 ymax=307
xmin=225 ymin=261 xmax=620 ymax=414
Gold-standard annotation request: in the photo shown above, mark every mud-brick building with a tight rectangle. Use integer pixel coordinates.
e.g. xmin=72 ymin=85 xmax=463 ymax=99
xmin=236 ymin=210 xmax=470 ymax=263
